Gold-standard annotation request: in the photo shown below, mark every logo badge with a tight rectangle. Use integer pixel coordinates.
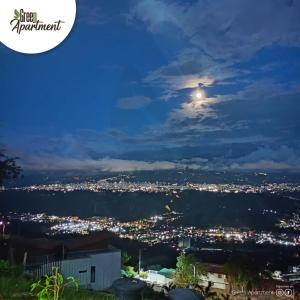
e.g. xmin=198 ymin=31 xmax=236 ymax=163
xmin=0 ymin=0 xmax=76 ymax=54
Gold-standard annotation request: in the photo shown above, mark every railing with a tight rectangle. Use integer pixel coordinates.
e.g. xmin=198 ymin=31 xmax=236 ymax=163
xmin=25 ymin=259 xmax=62 ymax=279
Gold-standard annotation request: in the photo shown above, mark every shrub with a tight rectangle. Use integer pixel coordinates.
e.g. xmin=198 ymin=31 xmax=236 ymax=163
xmin=0 ymin=276 xmax=33 ymax=299
xmin=0 ymin=259 xmax=23 ymax=277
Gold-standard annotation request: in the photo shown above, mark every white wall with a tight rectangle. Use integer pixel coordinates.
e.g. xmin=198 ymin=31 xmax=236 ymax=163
xmin=144 ymin=270 xmax=173 ymax=286
xmin=61 ymin=257 xmax=91 ymax=288
xmin=90 ymin=250 xmax=121 ymax=290
xmin=200 ymin=272 xmax=227 ymax=290
xmin=61 ymin=250 xmax=121 ymax=290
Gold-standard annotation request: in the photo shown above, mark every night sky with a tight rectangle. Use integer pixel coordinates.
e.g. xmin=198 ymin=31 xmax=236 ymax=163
xmin=1 ymin=0 xmax=300 ymax=172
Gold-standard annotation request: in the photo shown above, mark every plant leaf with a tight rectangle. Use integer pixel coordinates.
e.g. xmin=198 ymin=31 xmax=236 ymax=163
xmin=14 ymin=9 xmax=20 ymax=19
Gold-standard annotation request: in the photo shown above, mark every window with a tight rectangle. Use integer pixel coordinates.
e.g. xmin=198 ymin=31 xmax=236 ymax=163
xmin=79 ymin=270 xmax=87 ymax=273
xmin=91 ymin=266 xmax=96 ymax=283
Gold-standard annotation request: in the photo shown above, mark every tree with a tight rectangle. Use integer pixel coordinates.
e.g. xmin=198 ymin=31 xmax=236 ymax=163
xmin=121 ymin=251 xmax=132 ymax=270
xmin=224 ymin=255 xmax=260 ymax=291
xmin=123 ymin=266 xmax=137 ymax=278
xmin=0 ymin=150 xmax=21 ymax=185
xmin=174 ymin=253 xmax=207 ymax=288
xmin=121 ymin=251 xmax=137 ymax=278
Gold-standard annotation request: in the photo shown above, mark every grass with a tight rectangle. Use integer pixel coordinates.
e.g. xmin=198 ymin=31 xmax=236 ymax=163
xmin=0 ymin=276 xmax=33 ymax=299
xmin=62 ymin=289 xmax=116 ymax=300
xmin=0 ymin=276 xmax=116 ymax=300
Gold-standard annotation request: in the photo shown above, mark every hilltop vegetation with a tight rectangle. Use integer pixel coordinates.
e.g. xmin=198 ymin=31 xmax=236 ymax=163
xmin=0 ymin=260 xmax=116 ymax=300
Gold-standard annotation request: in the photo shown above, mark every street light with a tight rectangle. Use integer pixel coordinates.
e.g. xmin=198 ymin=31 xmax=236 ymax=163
xmin=0 ymin=221 xmax=5 ymax=238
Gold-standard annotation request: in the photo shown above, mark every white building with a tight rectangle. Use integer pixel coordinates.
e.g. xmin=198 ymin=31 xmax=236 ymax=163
xmin=139 ymin=265 xmax=228 ymax=291
xmin=142 ymin=270 xmax=174 ymax=286
xmin=178 ymin=237 xmax=191 ymax=249
xmin=200 ymin=264 xmax=228 ymax=291
xmin=29 ymin=248 xmax=121 ymax=290
xmin=272 ymin=269 xmax=300 ymax=283
xmin=200 ymin=272 xmax=227 ymax=290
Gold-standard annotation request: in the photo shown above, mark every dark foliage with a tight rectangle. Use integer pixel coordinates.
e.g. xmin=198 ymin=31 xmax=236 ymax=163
xmin=0 ymin=150 xmax=21 ymax=185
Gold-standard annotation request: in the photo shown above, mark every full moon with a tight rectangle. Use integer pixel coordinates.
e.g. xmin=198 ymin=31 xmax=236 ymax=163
xmin=196 ymin=92 xmax=202 ymax=99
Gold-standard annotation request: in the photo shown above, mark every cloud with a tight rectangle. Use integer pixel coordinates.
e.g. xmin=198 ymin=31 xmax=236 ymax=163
xmin=128 ymin=0 xmax=185 ymax=33
xmin=167 ymin=96 xmax=219 ymax=124
xmin=150 ymin=79 xmax=300 ymax=148
xmin=220 ymin=79 xmax=295 ymax=103
xmin=15 ymin=138 xmax=300 ymax=172
xmin=216 ymin=135 xmax=274 ymax=145
xmin=130 ymin=0 xmax=300 ymax=60
xmin=125 ymin=1 xmax=300 ymax=157
xmin=130 ymin=0 xmax=300 ymax=104
xmin=20 ymin=156 xmax=200 ymax=172
xmin=14 ymin=78 xmax=299 ymax=167
xmin=228 ymin=146 xmax=300 ymax=170
xmin=230 ymin=160 xmax=295 ymax=170
xmin=78 ymin=3 xmax=109 ymax=25
xmin=235 ymin=146 xmax=298 ymax=163
xmin=116 ymin=96 xmax=152 ymax=110
xmin=128 ymin=0 xmax=300 ymax=150
xmin=144 ymin=48 xmax=230 ymax=101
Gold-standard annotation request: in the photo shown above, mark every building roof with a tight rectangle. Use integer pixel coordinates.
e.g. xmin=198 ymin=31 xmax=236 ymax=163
xmin=159 ymin=268 xmax=176 ymax=278
xmin=203 ymin=263 xmax=227 ymax=275
xmin=65 ymin=247 xmax=120 ymax=260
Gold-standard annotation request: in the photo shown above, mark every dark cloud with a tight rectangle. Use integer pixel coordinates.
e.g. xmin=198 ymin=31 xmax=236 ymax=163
xmin=229 ymin=146 xmax=300 ymax=170
xmin=130 ymin=0 xmax=300 ymax=60
xmin=20 ymin=156 xmax=202 ymax=172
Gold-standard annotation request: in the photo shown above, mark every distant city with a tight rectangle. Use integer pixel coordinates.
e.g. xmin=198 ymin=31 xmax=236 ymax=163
xmin=5 ymin=175 xmax=300 ymax=194
xmin=5 ymin=210 xmax=300 ymax=248
xmin=2 ymin=172 xmax=300 ymax=297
